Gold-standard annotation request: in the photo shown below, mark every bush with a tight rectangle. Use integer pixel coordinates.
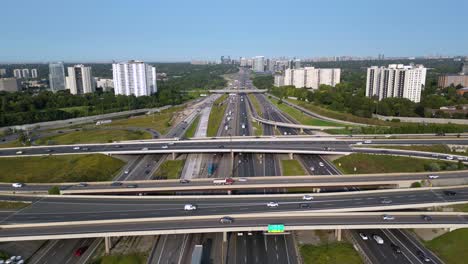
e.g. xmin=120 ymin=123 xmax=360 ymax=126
xmin=48 ymin=186 xmax=60 ymax=195
xmin=425 ymin=163 xmax=441 ymax=172
xmin=411 ymin=182 xmax=422 ymax=188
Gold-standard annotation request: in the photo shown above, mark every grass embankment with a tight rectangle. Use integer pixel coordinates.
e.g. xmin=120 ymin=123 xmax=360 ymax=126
xmin=94 ymin=253 xmax=147 ymax=264
xmin=0 ymin=201 xmax=30 ymax=209
xmin=281 ymin=160 xmax=307 ymax=176
xmin=370 ymin=144 xmax=468 ymax=157
xmin=0 ymin=155 xmax=124 ymax=183
xmin=251 ymin=121 xmax=263 ymax=136
xmin=105 ymin=105 xmax=185 ymax=135
xmin=248 ymin=94 xmax=263 ymax=117
xmin=207 ymin=94 xmax=228 ymax=137
xmin=269 ymin=98 xmax=344 ymax=127
xmin=153 ymin=160 xmax=185 ymax=180
xmin=36 ymin=129 xmax=151 ymax=145
xmin=184 ymin=115 xmax=200 ymax=138
xmin=300 ymin=243 xmax=363 ymax=264
xmin=425 ymin=228 xmax=468 ymax=264
xmin=333 ymin=153 xmax=464 ymax=174
xmin=451 ymin=203 xmax=468 ymax=212
xmin=0 ymin=141 xmax=24 ymax=149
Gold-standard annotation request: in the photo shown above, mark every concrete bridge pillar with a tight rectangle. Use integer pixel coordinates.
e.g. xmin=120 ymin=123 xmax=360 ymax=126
xmin=223 ymin=231 xmax=228 ymax=243
xmin=335 ymin=229 xmax=342 ymax=241
xmin=171 ymin=152 xmax=176 ymax=160
xmin=274 ymin=125 xmax=277 ymax=130
xmin=289 ymin=153 xmax=294 ymax=160
xmin=105 ymin=236 xmax=112 ymax=254
xmin=300 ymin=128 xmax=304 ymax=134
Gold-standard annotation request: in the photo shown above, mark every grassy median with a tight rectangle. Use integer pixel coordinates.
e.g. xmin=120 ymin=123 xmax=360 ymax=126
xmin=369 ymin=144 xmax=468 ymax=157
xmin=184 ymin=115 xmax=200 ymax=138
xmin=95 ymin=253 xmax=147 ymax=264
xmin=0 ymin=154 xmax=125 ymax=183
xmin=36 ymin=129 xmax=151 ymax=145
xmin=0 ymin=201 xmax=31 ymax=210
xmin=207 ymin=94 xmax=228 ymax=137
xmin=281 ymin=159 xmax=307 ymax=176
xmin=248 ymin=94 xmax=263 ymax=116
xmin=300 ymin=242 xmax=363 ymax=264
xmin=333 ymin=153 xmax=463 ymax=174
xmin=153 ymin=159 xmax=185 ymax=180
xmin=425 ymin=228 xmax=468 ymax=264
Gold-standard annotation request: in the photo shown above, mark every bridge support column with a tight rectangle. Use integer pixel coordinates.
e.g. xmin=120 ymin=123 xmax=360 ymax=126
xmin=300 ymin=128 xmax=304 ymax=134
xmin=335 ymin=229 xmax=342 ymax=241
xmin=171 ymin=152 xmax=176 ymax=160
xmin=105 ymin=236 xmax=112 ymax=254
xmin=274 ymin=125 xmax=277 ymax=130
xmin=223 ymin=231 xmax=228 ymax=243
xmin=289 ymin=153 xmax=294 ymax=160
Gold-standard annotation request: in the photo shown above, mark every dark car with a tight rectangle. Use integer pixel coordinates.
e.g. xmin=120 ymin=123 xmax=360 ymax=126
xmin=45 ymin=149 xmax=53 ymax=152
xmin=416 ymin=250 xmax=431 ymax=262
xmin=145 ymin=170 xmax=150 ymax=174
xmin=444 ymin=190 xmax=457 ymax=196
xmin=76 ymin=183 xmax=88 ymax=187
xmin=74 ymin=246 xmax=88 ymax=256
xmin=422 ymin=215 xmax=432 ymax=221
xmin=126 ymin=184 xmax=138 ymax=188
xmin=179 ymin=179 xmax=190 ymax=184
xmin=110 ymin=182 xmax=122 ymax=186
xmin=114 ymin=145 xmax=121 ymax=148
xmin=219 ymin=145 xmax=225 ymax=148
xmin=390 ymin=243 xmax=402 ymax=254
xmin=299 ymin=203 xmax=310 ymax=208
xmin=219 ymin=216 xmax=234 ymax=224
xmin=82 ymin=147 xmax=89 ymax=151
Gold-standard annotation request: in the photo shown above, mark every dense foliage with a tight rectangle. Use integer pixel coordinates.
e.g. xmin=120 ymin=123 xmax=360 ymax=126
xmin=0 ymin=64 xmax=237 ymax=127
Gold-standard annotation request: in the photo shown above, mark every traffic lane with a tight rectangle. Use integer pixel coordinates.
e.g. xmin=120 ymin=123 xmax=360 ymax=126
xmin=1 ymin=215 xmax=467 ymax=239
xmin=4 ymin=189 xmax=468 ymax=224
xmin=386 ymin=229 xmax=443 ymax=264
xmin=355 ymin=229 xmax=411 ymax=264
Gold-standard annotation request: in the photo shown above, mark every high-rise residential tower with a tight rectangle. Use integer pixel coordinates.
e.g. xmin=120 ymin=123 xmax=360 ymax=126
xmin=252 ymin=56 xmax=265 ymax=72
xmin=49 ymin=62 xmax=66 ymax=92
xmin=31 ymin=69 xmax=38 ymax=78
xmin=13 ymin=69 xmax=22 ymax=79
xmin=66 ymin=65 xmax=94 ymax=95
xmin=112 ymin=60 xmax=157 ymax=97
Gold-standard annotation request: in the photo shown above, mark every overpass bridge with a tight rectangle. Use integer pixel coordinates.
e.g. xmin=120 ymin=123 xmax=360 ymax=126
xmin=209 ymin=89 xmax=267 ymax=93
xmin=251 ymin=115 xmax=345 ymax=131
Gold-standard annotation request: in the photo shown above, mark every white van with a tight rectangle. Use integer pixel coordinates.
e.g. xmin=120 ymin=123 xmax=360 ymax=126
xmin=184 ymin=204 xmax=197 ymax=211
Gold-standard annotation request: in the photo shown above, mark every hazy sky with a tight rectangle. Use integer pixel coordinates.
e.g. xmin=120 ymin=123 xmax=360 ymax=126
xmin=1 ymin=0 xmax=467 ymax=62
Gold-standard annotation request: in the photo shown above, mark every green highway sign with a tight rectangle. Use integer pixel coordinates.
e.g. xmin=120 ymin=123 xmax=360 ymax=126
xmin=268 ymin=224 xmax=285 ymax=233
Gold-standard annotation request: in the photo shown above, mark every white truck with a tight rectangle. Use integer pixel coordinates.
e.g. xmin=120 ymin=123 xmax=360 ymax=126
xmin=213 ymin=178 xmax=235 ymax=185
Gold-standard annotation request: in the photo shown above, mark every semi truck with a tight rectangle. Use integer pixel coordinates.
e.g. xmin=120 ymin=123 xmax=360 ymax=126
xmin=212 ymin=178 xmax=235 ymax=185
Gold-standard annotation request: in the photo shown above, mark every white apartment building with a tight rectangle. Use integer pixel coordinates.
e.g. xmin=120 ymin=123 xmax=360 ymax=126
xmin=281 ymin=67 xmax=340 ymax=89
xmin=366 ymin=64 xmax=426 ymax=103
xmin=66 ymin=65 xmax=94 ymax=95
xmin=13 ymin=69 xmax=22 ymax=79
xmin=274 ymin=74 xmax=284 ymax=87
xmin=31 ymin=69 xmax=38 ymax=78
xmin=112 ymin=60 xmax=157 ymax=97
xmin=95 ymin=78 xmax=114 ymax=92
xmin=252 ymin=56 xmax=265 ymax=72
xmin=21 ymin=69 xmax=30 ymax=79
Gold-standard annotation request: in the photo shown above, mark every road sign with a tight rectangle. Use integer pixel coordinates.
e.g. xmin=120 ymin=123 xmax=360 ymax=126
xmin=268 ymin=224 xmax=285 ymax=233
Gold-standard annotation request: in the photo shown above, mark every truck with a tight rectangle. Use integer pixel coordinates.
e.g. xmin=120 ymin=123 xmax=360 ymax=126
xmin=213 ymin=178 xmax=235 ymax=185
xmin=207 ymin=163 xmax=217 ymax=176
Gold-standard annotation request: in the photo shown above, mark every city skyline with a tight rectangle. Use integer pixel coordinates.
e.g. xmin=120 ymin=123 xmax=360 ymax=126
xmin=1 ymin=0 xmax=467 ymax=62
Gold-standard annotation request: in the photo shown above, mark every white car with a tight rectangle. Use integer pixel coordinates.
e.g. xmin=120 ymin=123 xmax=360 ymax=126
xmin=73 ymin=146 xmax=81 ymax=150
xmin=238 ymin=178 xmax=248 ymax=182
xmin=356 ymin=142 xmax=363 ymax=145
xmin=11 ymin=183 xmax=24 ymax=188
xmin=267 ymin=202 xmax=279 ymax=208
xmin=364 ymin=140 xmax=372 ymax=144
xmin=161 ymin=145 xmax=168 ymax=149
xmin=359 ymin=233 xmax=368 ymax=240
xmin=382 ymin=214 xmax=395 ymax=221
xmin=15 ymin=151 xmax=23 ymax=155
xmin=373 ymin=235 xmax=384 ymax=245
xmin=124 ymin=170 xmax=130 ymax=174
xmin=457 ymin=156 xmax=467 ymax=161
xmin=428 ymin=175 xmax=439 ymax=179
xmin=446 ymin=155 xmax=454 ymax=160
xmin=184 ymin=204 xmax=197 ymax=211
xmin=302 ymin=195 xmax=314 ymax=201
xmin=319 ymin=162 xmax=324 ymax=167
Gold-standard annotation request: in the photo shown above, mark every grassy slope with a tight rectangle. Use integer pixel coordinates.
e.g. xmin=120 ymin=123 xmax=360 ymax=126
xmin=184 ymin=115 xmax=200 ymax=138
xmin=0 ymin=155 xmax=125 ymax=183
xmin=0 ymin=141 xmax=24 ymax=149
xmin=248 ymin=94 xmax=263 ymax=116
xmin=97 ymin=253 xmax=147 ymax=264
xmin=105 ymin=106 xmax=185 ymax=134
xmin=251 ymin=121 xmax=263 ymax=136
xmin=333 ymin=153 xmax=459 ymax=174
xmin=36 ymin=129 xmax=151 ymax=145
xmin=370 ymin=144 xmax=468 ymax=157
xmin=207 ymin=95 xmax=228 ymax=137
xmin=153 ymin=160 xmax=185 ymax=180
xmin=270 ymin=98 xmax=344 ymax=127
xmin=300 ymin=243 xmax=363 ymax=264
xmin=281 ymin=160 xmax=307 ymax=176
xmin=0 ymin=201 xmax=30 ymax=209
xmin=425 ymin=228 xmax=468 ymax=264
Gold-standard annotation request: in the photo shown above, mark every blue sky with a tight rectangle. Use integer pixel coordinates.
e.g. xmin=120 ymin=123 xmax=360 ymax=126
xmin=1 ymin=0 xmax=467 ymax=62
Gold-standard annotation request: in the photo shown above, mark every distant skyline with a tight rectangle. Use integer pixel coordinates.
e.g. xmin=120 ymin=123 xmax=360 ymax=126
xmin=1 ymin=0 xmax=467 ymax=62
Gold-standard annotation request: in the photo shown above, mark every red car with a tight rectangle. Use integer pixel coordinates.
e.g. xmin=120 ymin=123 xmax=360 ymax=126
xmin=225 ymin=178 xmax=235 ymax=185
xmin=74 ymin=246 xmax=89 ymax=256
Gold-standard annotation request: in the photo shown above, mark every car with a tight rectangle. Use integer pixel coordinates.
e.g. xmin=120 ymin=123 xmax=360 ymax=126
xmin=74 ymin=246 xmax=88 ymax=256
xmin=219 ymin=216 xmax=234 ymax=224
xmin=302 ymin=195 xmax=314 ymax=201
xmin=76 ymin=183 xmax=88 ymax=187
xmin=319 ymin=162 xmax=324 ymax=167
xmin=145 ymin=170 xmax=150 ymax=174
xmin=73 ymin=146 xmax=81 ymax=150
xmin=161 ymin=145 xmax=168 ymax=149
xmin=381 ymin=198 xmax=392 ymax=204
xmin=444 ymin=190 xmax=457 ymax=196
xmin=110 ymin=182 xmax=122 ymax=186
xmin=82 ymin=147 xmax=89 ymax=151
xmin=126 ymin=184 xmax=138 ymax=188
xmin=382 ymin=214 xmax=395 ymax=221
xmin=267 ymin=202 xmax=279 ymax=208
xmin=356 ymin=142 xmax=363 ymax=145
xmin=114 ymin=145 xmax=121 ymax=148
xmin=179 ymin=179 xmax=190 ymax=184
xmin=417 ymin=250 xmax=432 ymax=262
xmin=15 ymin=151 xmax=23 ymax=155
xmin=457 ymin=156 xmax=468 ymax=161
xmin=219 ymin=145 xmax=225 ymax=148
xmin=446 ymin=155 xmax=454 ymax=160
xmin=373 ymin=234 xmax=384 ymax=245
xmin=184 ymin=204 xmax=197 ymax=211
xmin=45 ymin=149 xmax=53 ymax=152
xmin=124 ymin=170 xmax=130 ymax=174
xmin=364 ymin=140 xmax=372 ymax=144
xmin=238 ymin=178 xmax=248 ymax=182
xmin=11 ymin=183 xmax=24 ymax=188
xmin=428 ymin=175 xmax=439 ymax=179
xmin=168 ymin=142 xmax=175 ymax=145
xmin=142 ymin=147 xmax=149 ymax=151
xmin=359 ymin=233 xmax=368 ymax=240
xmin=422 ymin=215 xmax=432 ymax=221
xmin=237 ymin=232 xmax=243 ymax=236
xmin=390 ymin=243 xmax=402 ymax=254
xmin=299 ymin=203 xmax=310 ymax=208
